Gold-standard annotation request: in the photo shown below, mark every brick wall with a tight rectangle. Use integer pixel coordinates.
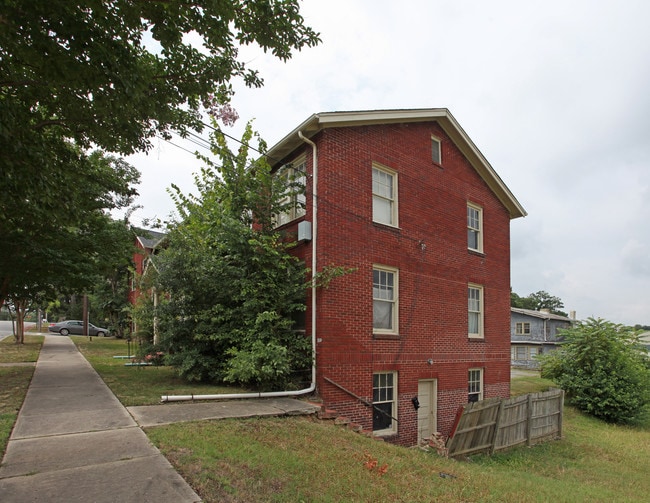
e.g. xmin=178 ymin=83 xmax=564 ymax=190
xmin=280 ymin=120 xmax=512 ymax=446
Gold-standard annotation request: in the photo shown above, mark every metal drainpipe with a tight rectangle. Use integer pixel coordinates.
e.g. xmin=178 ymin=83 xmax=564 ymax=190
xmin=161 ymin=131 xmax=318 ymax=403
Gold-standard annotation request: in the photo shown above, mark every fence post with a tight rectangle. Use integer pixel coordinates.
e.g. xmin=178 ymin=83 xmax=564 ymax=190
xmin=490 ymin=400 xmax=505 ymax=455
xmin=526 ymin=393 xmax=534 ymax=446
xmin=557 ymin=390 xmax=565 ymax=439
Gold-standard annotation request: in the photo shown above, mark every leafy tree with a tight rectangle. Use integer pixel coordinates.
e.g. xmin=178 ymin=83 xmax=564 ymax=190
xmin=86 ymin=218 xmax=139 ymax=338
xmin=540 ymin=318 xmax=650 ymax=424
xmin=1 ymin=0 xmax=320 ymax=156
xmin=511 ymin=289 xmax=567 ymax=316
xmin=156 ymin=121 xmax=309 ymax=389
xmin=1 ymin=0 xmax=319 ymax=308
xmin=2 ymin=151 xmax=140 ymax=342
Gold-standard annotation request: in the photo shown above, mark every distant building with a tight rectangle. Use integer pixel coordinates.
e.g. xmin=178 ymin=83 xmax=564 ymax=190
xmin=639 ymin=331 xmax=650 ymax=353
xmin=510 ymin=307 xmax=575 ymax=368
xmin=128 ymin=229 xmax=166 ymax=306
xmin=129 ymin=229 xmax=166 ymax=342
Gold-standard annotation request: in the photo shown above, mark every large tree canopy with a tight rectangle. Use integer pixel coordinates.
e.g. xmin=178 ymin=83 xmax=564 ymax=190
xmin=1 ymin=0 xmax=320 ymax=156
xmin=0 ymin=0 xmax=319 ymax=311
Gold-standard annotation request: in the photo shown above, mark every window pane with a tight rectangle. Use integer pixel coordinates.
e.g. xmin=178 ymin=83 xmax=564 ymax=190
xmin=372 ymin=168 xmax=393 ymax=198
xmin=374 ymin=270 xmax=394 ymax=300
xmin=372 ymin=167 xmax=395 ymax=225
xmin=467 ymin=207 xmax=479 ymax=228
xmin=373 ymin=196 xmax=392 ymax=225
xmin=373 ymin=402 xmax=393 ymax=431
xmin=468 ymin=369 xmax=482 ymax=402
xmin=468 ymin=312 xmax=479 ymax=333
xmin=373 ymin=300 xmax=393 ymax=329
xmin=468 ymin=229 xmax=478 ymax=249
xmin=468 ymin=288 xmax=480 ymax=311
xmin=432 ymin=138 xmax=441 ymax=164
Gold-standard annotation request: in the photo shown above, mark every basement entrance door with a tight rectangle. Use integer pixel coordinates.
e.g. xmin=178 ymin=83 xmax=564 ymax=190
xmin=417 ymin=379 xmax=437 ymax=445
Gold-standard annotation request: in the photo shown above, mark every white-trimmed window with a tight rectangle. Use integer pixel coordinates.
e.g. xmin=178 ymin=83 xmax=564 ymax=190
xmin=372 ymin=163 xmax=398 ymax=226
xmin=276 ymin=158 xmax=306 ymax=226
xmin=431 ymin=136 xmax=442 ymax=164
xmin=468 ymin=284 xmax=484 ymax=338
xmin=468 ymin=368 xmax=483 ymax=403
xmin=511 ymin=346 xmax=540 ymax=361
xmin=373 ymin=266 xmax=398 ymax=334
xmin=515 ymin=322 xmax=531 ymax=335
xmin=467 ymin=203 xmax=483 ymax=252
xmin=373 ymin=372 xmax=397 ymax=435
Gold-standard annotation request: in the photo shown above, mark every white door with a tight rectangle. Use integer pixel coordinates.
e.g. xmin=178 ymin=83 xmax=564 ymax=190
xmin=417 ymin=379 xmax=437 ymax=445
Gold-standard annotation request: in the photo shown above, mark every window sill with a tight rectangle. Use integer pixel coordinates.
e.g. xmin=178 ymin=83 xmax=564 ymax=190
xmin=274 ymin=215 xmax=306 ymax=231
xmin=373 ymin=429 xmax=398 ymax=438
xmin=372 ymin=222 xmax=401 ymax=233
xmin=468 ymin=336 xmax=485 ymax=341
xmin=468 ymin=248 xmax=485 ymax=257
xmin=373 ymin=333 xmax=400 ymax=340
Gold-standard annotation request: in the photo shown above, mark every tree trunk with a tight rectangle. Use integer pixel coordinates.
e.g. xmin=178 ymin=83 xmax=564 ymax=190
xmin=14 ymin=299 xmax=26 ymax=344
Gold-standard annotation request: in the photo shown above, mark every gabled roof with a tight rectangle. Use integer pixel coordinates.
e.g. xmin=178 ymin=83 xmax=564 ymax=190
xmin=266 ymin=108 xmax=527 ymax=219
xmin=511 ymin=307 xmax=573 ymax=322
xmin=134 ymin=229 xmax=167 ymax=250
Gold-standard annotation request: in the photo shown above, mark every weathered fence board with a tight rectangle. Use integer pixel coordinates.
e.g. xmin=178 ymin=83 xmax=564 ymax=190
xmin=446 ymin=389 xmax=564 ymax=458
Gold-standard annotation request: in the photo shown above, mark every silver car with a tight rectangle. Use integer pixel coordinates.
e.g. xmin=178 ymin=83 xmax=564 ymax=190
xmin=48 ymin=320 xmax=110 ymax=337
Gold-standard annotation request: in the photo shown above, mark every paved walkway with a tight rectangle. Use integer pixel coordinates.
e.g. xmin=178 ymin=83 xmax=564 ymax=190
xmin=0 ymin=335 xmax=320 ymax=503
xmin=0 ymin=336 xmax=201 ymax=503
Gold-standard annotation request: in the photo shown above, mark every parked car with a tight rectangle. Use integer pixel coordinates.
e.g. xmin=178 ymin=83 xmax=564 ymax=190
xmin=48 ymin=320 xmax=110 ymax=337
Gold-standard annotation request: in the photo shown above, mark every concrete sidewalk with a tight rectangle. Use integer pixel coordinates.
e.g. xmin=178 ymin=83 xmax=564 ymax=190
xmin=0 ymin=336 xmax=201 ymax=503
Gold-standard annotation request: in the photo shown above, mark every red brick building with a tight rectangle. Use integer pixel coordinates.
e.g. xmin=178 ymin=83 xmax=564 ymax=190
xmin=269 ymin=109 xmax=526 ymax=446
xmin=128 ymin=229 xmax=166 ymax=306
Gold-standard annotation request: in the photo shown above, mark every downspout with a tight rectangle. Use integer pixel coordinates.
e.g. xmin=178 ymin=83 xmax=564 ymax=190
xmin=298 ymin=131 xmax=318 ymax=394
xmin=161 ymin=131 xmax=318 ymax=403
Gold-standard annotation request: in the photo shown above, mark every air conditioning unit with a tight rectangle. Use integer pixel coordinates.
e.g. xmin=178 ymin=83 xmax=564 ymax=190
xmin=298 ymin=221 xmax=312 ymax=242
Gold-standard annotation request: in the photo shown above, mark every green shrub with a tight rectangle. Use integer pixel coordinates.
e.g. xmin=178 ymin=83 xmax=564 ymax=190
xmin=541 ymin=318 xmax=650 ymax=423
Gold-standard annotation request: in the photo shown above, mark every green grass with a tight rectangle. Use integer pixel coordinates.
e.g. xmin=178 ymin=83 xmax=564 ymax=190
xmin=12 ymin=338 xmax=648 ymax=502
xmin=144 ymin=376 xmax=650 ymax=503
xmin=146 ymin=406 xmax=650 ymax=503
xmin=0 ymin=336 xmax=43 ymax=457
xmin=71 ymin=337 xmax=249 ymax=406
xmin=510 ymin=371 xmax=556 ymax=396
xmin=0 ymin=335 xmax=44 ymax=363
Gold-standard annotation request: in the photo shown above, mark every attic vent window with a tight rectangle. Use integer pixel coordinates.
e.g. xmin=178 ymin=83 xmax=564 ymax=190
xmin=431 ymin=136 xmax=441 ymax=164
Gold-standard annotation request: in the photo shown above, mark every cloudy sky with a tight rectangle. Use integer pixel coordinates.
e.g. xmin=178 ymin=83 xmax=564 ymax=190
xmin=125 ymin=0 xmax=650 ymax=326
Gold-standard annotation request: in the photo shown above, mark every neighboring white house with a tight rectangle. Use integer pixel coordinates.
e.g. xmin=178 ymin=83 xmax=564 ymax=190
xmin=510 ymin=308 xmax=575 ymax=368
xmin=639 ymin=331 xmax=650 ymax=352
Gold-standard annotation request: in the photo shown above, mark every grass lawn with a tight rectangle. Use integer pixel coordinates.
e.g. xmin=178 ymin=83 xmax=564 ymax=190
xmin=144 ymin=372 xmax=650 ymax=503
xmin=71 ymin=337 xmax=249 ymax=406
xmin=0 ymin=335 xmax=44 ymax=457
xmin=0 ymin=335 xmax=43 ymax=364
xmin=22 ymin=337 xmax=650 ymax=502
xmin=146 ymin=404 xmax=650 ymax=503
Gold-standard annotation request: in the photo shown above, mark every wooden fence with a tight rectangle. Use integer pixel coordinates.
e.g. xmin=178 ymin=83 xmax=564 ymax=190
xmin=446 ymin=389 xmax=564 ymax=458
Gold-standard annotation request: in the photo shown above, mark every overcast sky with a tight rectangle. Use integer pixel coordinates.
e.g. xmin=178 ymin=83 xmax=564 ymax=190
xmin=125 ymin=0 xmax=650 ymax=326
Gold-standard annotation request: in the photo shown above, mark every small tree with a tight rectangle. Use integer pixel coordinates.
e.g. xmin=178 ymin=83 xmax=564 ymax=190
xmin=156 ymin=121 xmax=309 ymax=389
xmin=541 ymin=318 xmax=650 ymax=423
